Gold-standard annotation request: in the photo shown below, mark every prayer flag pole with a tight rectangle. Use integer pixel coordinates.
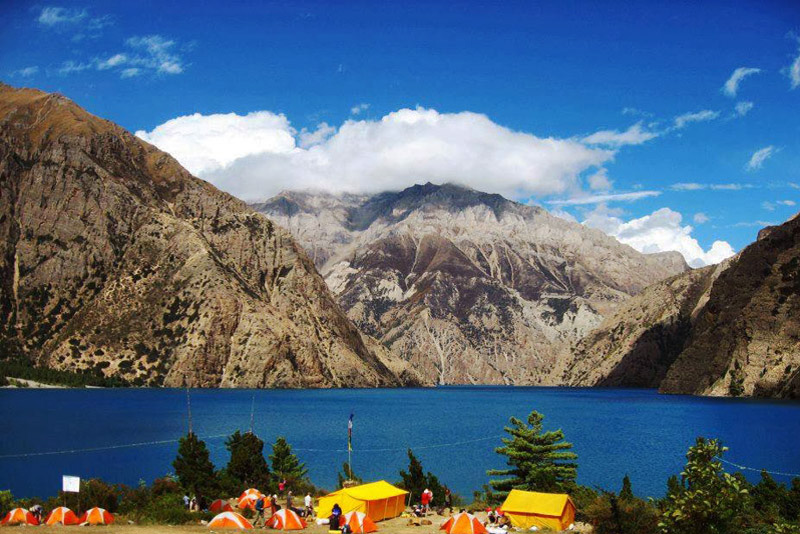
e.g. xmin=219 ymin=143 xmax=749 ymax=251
xmin=347 ymin=413 xmax=354 ymax=478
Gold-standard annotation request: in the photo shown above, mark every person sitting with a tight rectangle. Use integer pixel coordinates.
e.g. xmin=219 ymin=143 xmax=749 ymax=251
xmin=496 ymin=512 xmax=510 ymax=529
xmin=486 ymin=508 xmax=496 ymax=524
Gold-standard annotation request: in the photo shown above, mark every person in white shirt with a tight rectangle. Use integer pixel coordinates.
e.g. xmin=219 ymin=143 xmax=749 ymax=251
xmin=304 ymin=493 xmax=313 ymax=518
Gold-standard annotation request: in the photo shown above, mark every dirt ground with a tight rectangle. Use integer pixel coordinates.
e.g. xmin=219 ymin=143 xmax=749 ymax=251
xmin=30 ymin=512 xmax=590 ymax=533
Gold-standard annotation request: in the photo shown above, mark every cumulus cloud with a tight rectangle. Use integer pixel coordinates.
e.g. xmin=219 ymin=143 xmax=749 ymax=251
xmin=136 ymin=111 xmax=296 ymax=176
xmin=673 ymin=110 xmax=719 ymax=129
xmin=350 ymin=103 xmax=370 ymax=115
xmin=137 ymin=107 xmax=613 ymax=201
xmin=734 ymin=101 xmax=754 ymax=117
xmin=747 ymin=146 xmax=776 ymax=171
xmin=722 ymin=67 xmax=761 ymax=97
xmin=548 ymin=190 xmax=660 ymax=206
xmin=693 ymin=212 xmax=710 ymax=224
xmin=583 ymin=206 xmax=735 ymax=267
xmin=581 ymin=121 xmax=658 ymax=147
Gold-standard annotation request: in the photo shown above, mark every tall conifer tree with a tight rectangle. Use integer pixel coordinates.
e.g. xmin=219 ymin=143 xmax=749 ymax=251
xmin=487 ymin=411 xmax=577 ymax=498
xmin=225 ymin=430 xmax=271 ymax=490
xmin=173 ymin=432 xmax=217 ymax=498
xmin=269 ymin=436 xmax=308 ymax=487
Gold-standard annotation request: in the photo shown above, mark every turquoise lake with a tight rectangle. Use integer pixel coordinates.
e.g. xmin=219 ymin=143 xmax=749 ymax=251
xmin=1 ymin=387 xmax=799 ymax=500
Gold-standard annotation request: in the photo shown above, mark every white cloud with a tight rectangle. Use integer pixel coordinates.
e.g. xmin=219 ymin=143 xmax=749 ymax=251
xmin=38 ymin=6 xmax=87 ymax=26
xmin=778 ymin=200 xmax=796 ymax=206
xmin=722 ymin=67 xmax=761 ymax=97
xmin=350 ymin=103 xmax=370 ymax=115
xmin=734 ymin=101 xmax=754 ymax=117
xmin=126 ymin=35 xmax=184 ymax=74
xmin=97 ymin=53 xmax=127 ymax=70
xmin=583 ymin=206 xmax=735 ymax=267
xmin=673 ymin=110 xmax=719 ymax=129
xmin=136 ymin=111 xmax=296 ymax=176
xmin=762 ymin=201 xmax=776 ymax=211
xmin=765 ymin=200 xmax=797 ymax=211
xmin=548 ymin=190 xmax=660 ymax=206
xmin=54 ymin=34 xmax=187 ymax=78
xmin=137 ymin=107 xmax=613 ymax=201
xmin=671 ymin=182 xmax=749 ymax=191
xmin=120 ymin=68 xmax=141 ymax=78
xmin=298 ymin=122 xmax=336 ymax=148
xmin=747 ymin=145 xmax=776 ymax=171
xmin=581 ymin=121 xmax=658 ymax=147
xmin=693 ymin=212 xmax=709 ymax=224
xmin=10 ymin=66 xmax=39 ymax=77
xmin=786 ymin=35 xmax=800 ymax=89
xmin=586 ymin=168 xmax=612 ymax=191
xmin=56 ymin=60 xmax=92 ymax=75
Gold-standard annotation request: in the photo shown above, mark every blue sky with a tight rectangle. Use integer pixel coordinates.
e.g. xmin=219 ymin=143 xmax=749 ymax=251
xmin=1 ymin=0 xmax=799 ymax=266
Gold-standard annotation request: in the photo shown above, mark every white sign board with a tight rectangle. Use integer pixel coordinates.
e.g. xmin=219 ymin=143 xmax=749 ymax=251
xmin=62 ymin=475 xmax=80 ymax=493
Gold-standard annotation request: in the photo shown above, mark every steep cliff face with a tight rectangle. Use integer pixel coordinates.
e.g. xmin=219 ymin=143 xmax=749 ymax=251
xmin=564 ymin=213 xmax=800 ymax=399
xmin=0 ymin=84 xmax=414 ymax=387
xmin=660 ymin=214 xmax=800 ymax=398
xmin=254 ymin=184 xmax=687 ymax=385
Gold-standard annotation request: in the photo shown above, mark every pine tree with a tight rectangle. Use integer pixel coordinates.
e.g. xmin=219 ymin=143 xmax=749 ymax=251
xmin=620 ymin=475 xmax=634 ymax=501
xmin=224 ymin=430 xmax=271 ymax=490
xmin=173 ymin=432 xmax=218 ymax=499
xmin=487 ymin=411 xmax=577 ymax=499
xmin=398 ymin=449 xmax=445 ymax=504
xmin=269 ymin=437 xmax=308 ymax=488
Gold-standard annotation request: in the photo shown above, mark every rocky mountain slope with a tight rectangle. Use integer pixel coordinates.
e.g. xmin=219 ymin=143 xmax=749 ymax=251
xmin=0 ymin=84 xmax=416 ymax=388
xmin=254 ymin=184 xmax=687 ymax=385
xmin=564 ymin=214 xmax=800 ymax=398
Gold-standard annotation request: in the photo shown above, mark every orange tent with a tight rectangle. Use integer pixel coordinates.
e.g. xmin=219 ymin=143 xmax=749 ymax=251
xmin=238 ymin=493 xmax=263 ymax=510
xmin=1 ymin=508 xmax=38 ymax=526
xmin=267 ymin=509 xmax=307 ymax=531
xmin=209 ymin=511 xmax=254 ymax=529
xmin=440 ymin=513 xmax=487 ymax=534
xmin=210 ymin=499 xmax=235 ymax=513
xmin=342 ymin=511 xmax=378 ymax=533
xmin=45 ymin=506 xmax=80 ymax=525
xmin=239 ymin=488 xmax=264 ymax=500
xmin=79 ymin=507 xmax=114 ymax=525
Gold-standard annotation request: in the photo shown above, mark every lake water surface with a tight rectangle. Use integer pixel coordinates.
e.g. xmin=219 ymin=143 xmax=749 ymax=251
xmin=1 ymin=387 xmax=799 ymax=500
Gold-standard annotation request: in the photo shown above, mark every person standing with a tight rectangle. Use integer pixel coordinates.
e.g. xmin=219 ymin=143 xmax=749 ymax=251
xmin=443 ymin=488 xmax=452 ymax=515
xmin=183 ymin=494 xmax=190 ymax=510
xmin=421 ymin=488 xmax=431 ymax=516
xmin=304 ymin=493 xmax=313 ymax=518
xmin=286 ymin=490 xmax=294 ymax=511
xmin=254 ymin=495 xmax=267 ymax=527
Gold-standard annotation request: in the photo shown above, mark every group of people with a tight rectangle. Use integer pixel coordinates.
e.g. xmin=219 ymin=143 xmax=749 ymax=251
xmin=411 ymin=487 xmax=453 ymax=517
xmin=485 ymin=508 xmax=510 ymax=529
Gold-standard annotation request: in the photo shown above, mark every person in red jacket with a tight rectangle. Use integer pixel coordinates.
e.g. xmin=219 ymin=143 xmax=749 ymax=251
xmin=421 ymin=488 xmax=433 ymax=516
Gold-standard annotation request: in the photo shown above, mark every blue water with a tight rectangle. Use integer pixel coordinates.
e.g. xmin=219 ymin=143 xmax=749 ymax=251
xmin=1 ymin=387 xmax=799 ymax=500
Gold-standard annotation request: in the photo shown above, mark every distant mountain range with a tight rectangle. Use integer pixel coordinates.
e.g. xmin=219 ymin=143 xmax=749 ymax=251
xmin=253 ymin=184 xmax=687 ymax=385
xmin=2 ymin=84 xmax=797 ymax=397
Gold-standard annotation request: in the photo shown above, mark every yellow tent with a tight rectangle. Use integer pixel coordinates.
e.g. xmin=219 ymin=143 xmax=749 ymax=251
xmin=317 ymin=481 xmax=408 ymax=522
xmin=500 ymin=489 xmax=576 ymax=531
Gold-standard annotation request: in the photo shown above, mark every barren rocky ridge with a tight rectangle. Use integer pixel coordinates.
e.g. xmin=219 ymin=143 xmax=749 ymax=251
xmin=0 ymin=84 xmax=417 ymax=387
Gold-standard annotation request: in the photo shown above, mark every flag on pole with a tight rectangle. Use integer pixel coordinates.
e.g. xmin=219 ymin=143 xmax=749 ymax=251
xmin=348 ymin=413 xmax=354 ymax=452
